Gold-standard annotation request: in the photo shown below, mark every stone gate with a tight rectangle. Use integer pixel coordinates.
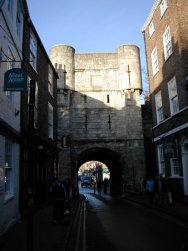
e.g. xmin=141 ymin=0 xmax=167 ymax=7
xmin=50 ymin=44 xmax=145 ymax=194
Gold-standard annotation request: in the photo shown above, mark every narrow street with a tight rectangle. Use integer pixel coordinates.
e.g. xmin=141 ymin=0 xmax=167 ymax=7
xmin=80 ymin=187 xmax=188 ymax=251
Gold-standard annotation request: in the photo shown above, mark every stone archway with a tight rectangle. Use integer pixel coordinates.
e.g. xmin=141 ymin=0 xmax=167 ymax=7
xmin=77 ymin=147 xmax=122 ymax=195
xmin=181 ymin=138 xmax=188 ymax=195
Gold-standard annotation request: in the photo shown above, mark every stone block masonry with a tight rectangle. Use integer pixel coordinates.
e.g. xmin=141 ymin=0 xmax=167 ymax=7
xmin=50 ymin=44 xmax=145 ymax=193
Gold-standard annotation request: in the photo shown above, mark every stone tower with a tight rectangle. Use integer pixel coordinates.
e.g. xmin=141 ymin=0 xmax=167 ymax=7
xmin=50 ymin=44 xmax=145 ymax=194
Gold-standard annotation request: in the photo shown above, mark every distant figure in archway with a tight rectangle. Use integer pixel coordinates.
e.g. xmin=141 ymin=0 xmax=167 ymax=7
xmin=103 ymin=178 xmax=109 ymax=194
xmin=97 ymin=180 xmax=102 ymax=195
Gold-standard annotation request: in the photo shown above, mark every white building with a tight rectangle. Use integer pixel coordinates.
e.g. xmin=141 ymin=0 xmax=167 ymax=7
xmin=0 ymin=0 xmax=25 ymax=236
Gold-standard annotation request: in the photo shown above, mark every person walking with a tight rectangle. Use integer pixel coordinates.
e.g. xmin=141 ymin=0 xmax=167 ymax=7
xmin=103 ymin=178 xmax=109 ymax=194
xmin=97 ymin=180 xmax=102 ymax=195
xmin=146 ymin=176 xmax=154 ymax=204
xmin=51 ymin=179 xmax=66 ymax=224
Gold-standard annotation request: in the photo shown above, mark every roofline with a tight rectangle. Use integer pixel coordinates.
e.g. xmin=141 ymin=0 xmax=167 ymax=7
xmin=141 ymin=0 xmax=160 ymax=33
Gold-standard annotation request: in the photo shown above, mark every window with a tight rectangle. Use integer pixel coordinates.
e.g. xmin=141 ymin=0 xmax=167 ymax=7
xmin=30 ymin=32 xmax=37 ymax=69
xmin=155 ymin=91 xmax=163 ymax=123
xmin=48 ymin=103 xmax=53 ymax=139
xmin=7 ymin=0 xmax=13 ymax=17
xmin=160 ymin=0 xmax=167 ymax=17
xmin=6 ymin=47 xmax=15 ymax=102
xmin=149 ymin=21 xmax=155 ymax=37
xmin=34 ymin=82 xmax=38 ymax=128
xmin=168 ymin=76 xmax=179 ymax=115
xmin=170 ymin=158 xmax=180 ymax=176
xmin=5 ymin=140 xmax=13 ymax=197
xmin=157 ymin=145 xmax=165 ymax=176
xmin=48 ymin=66 xmax=53 ymax=96
xmin=163 ymin=26 xmax=172 ymax=60
xmin=16 ymin=3 xmax=22 ymax=39
xmin=151 ymin=47 xmax=159 ymax=76
xmin=7 ymin=46 xmax=14 ymax=70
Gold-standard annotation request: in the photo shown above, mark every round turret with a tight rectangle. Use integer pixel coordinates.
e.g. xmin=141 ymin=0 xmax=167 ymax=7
xmin=116 ymin=45 xmax=142 ymax=91
xmin=50 ymin=44 xmax=75 ymax=90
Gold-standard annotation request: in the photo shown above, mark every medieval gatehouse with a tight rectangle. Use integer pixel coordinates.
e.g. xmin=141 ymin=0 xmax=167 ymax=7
xmin=50 ymin=44 xmax=145 ymax=194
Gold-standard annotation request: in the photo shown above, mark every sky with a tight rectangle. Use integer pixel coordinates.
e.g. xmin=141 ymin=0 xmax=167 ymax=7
xmin=27 ymin=0 xmax=154 ymax=91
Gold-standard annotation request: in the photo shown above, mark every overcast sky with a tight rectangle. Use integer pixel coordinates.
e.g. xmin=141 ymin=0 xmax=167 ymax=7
xmin=27 ymin=0 xmax=154 ymax=92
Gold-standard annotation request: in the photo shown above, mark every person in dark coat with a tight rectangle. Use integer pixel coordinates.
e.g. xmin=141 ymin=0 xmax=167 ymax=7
xmin=51 ymin=179 xmax=66 ymax=224
xmin=97 ymin=180 xmax=102 ymax=195
xmin=146 ymin=176 xmax=154 ymax=204
xmin=103 ymin=178 xmax=109 ymax=194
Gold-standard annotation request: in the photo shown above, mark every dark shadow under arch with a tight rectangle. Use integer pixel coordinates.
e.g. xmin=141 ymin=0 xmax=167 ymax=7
xmin=77 ymin=147 xmax=122 ymax=195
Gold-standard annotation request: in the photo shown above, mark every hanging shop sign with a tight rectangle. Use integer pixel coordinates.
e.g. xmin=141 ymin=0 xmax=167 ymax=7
xmin=4 ymin=68 xmax=27 ymax=92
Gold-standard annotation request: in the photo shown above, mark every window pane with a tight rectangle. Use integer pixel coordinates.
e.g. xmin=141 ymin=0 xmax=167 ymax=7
xmin=158 ymin=145 xmax=165 ymax=176
xmin=168 ymin=77 xmax=179 ymax=115
xmin=151 ymin=47 xmax=159 ymax=76
xmin=155 ymin=91 xmax=163 ymax=123
xmin=170 ymin=158 xmax=179 ymax=176
xmin=160 ymin=0 xmax=167 ymax=16
xmin=48 ymin=103 xmax=53 ymax=139
xmin=30 ymin=33 xmax=37 ymax=69
xmin=163 ymin=26 xmax=172 ymax=60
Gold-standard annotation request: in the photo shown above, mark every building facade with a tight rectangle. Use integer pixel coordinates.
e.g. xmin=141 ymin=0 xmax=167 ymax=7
xmin=0 ymin=0 xmax=58 ymax=236
xmin=50 ymin=44 xmax=146 ymax=194
xmin=20 ymin=8 xmax=58 ymax=212
xmin=0 ymin=0 xmax=25 ymax=236
xmin=142 ymin=0 xmax=188 ymax=197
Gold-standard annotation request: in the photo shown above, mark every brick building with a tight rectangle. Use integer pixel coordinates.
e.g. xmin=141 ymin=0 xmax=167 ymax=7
xmin=142 ymin=0 xmax=188 ymax=197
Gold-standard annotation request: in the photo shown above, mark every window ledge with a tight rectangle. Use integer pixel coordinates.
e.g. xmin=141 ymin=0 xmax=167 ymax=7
xmin=4 ymin=193 xmax=14 ymax=203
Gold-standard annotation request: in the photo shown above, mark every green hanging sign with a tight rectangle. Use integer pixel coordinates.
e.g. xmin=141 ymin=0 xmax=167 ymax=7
xmin=4 ymin=68 xmax=27 ymax=92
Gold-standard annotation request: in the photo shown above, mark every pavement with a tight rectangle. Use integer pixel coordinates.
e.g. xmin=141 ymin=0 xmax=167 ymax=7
xmin=0 ymin=195 xmax=85 ymax=251
xmin=120 ymin=192 xmax=188 ymax=223
xmin=0 ymin=192 xmax=188 ymax=251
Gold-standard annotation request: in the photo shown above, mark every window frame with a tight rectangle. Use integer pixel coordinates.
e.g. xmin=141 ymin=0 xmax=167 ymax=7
xmin=149 ymin=20 xmax=155 ymax=38
xmin=48 ymin=66 xmax=53 ymax=96
xmin=163 ymin=26 xmax=172 ymax=61
xmin=151 ymin=47 xmax=159 ymax=76
xmin=7 ymin=0 xmax=14 ymax=17
xmin=160 ymin=0 xmax=167 ymax=17
xmin=30 ymin=32 xmax=37 ymax=70
xmin=34 ymin=82 xmax=39 ymax=128
xmin=5 ymin=47 xmax=15 ymax=103
xmin=16 ymin=3 xmax=23 ymax=40
xmin=168 ymin=76 xmax=179 ymax=115
xmin=155 ymin=91 xmax=164 ymax=123
xmin=48 ymin=102 xmax=54 ymax=139
xmin=170 ymin=158 xmax=180 ymax=177
xmin=157 ymin=144 xmax=165 ymax=176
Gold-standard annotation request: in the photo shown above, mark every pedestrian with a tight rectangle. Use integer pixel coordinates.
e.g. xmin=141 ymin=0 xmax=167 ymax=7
xmin=146 ymin=176 xmax=154 ymax=204
xmin=51 ymin=179 xmax=66 ymax=224
xmin=153 ymin=174 xmax=166 ymax=206
xmin=63 ymin=178 xmax=71 ymax=200
xmin=97 ymin=180 xmax=102 ymax=195
xmin=103 ymin=178 xmax=109 ymax=194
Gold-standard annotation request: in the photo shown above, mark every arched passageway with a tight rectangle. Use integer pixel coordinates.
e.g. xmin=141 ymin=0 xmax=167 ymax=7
xmin=77 ymin=148 xmax=122 ymax=195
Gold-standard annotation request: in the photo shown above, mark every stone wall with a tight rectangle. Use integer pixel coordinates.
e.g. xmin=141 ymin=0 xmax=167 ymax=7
xmin=50 ymin=44 xmax=145 ymax=193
